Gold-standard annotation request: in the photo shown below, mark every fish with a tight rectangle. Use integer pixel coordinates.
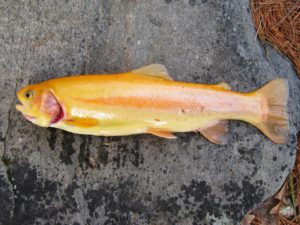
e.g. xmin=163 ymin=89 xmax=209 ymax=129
xmin=15 ymin=64 xmax=289 ymax=144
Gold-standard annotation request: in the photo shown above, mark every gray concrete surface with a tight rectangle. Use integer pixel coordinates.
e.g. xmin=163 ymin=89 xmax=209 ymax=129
xmin=1 ymin=0 xmax=300 ymax=224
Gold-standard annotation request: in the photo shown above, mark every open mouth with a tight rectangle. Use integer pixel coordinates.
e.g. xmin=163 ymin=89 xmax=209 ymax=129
xmin=16 ymin=104 xmax=24 ymax=112
xmin=24 ymin=114 xmax=36 ymax=120
xmin=15 ymin=104 xmax=36 ymax=122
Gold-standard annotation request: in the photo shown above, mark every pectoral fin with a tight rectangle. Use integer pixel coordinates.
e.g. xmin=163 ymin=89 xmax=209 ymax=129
xmin=199 ymin=120 xmax=228 ymax=145
xmin=131 ymin=64 xmax=173 ymax=80
xmin=64 ymin=118 xmax=99 ymax=128
xmin=147 ymin=128 xmax=176 ymax=139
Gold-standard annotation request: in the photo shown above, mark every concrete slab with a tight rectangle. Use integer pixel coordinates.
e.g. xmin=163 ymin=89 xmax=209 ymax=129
xmin=1 ymin=0 xmax=300 ymax=224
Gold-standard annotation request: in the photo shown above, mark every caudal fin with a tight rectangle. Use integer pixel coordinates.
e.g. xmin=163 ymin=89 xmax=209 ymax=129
xmin=254 ymin=79 xmax=289 ymax=143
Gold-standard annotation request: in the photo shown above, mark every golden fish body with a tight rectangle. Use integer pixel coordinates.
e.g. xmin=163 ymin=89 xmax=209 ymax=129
xmin=16 ymin=64 xmax=288 ymax=144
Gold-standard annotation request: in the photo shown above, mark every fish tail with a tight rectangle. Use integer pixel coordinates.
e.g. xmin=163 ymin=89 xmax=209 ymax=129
xmin=253 ymin=79 xmax=289 ymax=143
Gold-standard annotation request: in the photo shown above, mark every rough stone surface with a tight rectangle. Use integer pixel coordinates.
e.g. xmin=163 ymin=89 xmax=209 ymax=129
xmin=0 ymin=0 xmax=300 ymax=224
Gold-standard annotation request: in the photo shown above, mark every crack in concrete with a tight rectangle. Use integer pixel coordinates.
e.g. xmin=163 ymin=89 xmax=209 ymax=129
xmin=2 ymin=81 xmax=18 ymax=158
xmin=1 ymin=80 xmax=20 ymax=223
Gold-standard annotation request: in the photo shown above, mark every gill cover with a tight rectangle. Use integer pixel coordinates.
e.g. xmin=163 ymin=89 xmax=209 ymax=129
xmin=41 ymin=91 xmax=63 ymax=124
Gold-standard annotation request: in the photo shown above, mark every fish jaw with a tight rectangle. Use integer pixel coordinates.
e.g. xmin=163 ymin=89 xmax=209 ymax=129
xmin=23 ymin=114 xmax=37 ymax=123
xmin=15 ymin=104 xmax=24 ymax=113
xmin=15 ymin=104 xmax=37 ymax=123
xmin=15 ymin=104 xmax=34 ymax=119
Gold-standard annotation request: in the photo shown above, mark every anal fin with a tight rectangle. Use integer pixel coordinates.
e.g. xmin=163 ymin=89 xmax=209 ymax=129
xmin=147 ymin=128 xmax=176 ymax=139
xmin=199 ymin=120 xmax=228 ymax=145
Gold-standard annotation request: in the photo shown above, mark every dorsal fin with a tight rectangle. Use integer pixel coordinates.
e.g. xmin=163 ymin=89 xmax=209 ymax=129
xmin=199 ymin=120 xmax=229 ymax=145
xmin=215 ymin=82 xmax=231 ymax=90
xmin=131 ymin=64 xmax=173 ymax=80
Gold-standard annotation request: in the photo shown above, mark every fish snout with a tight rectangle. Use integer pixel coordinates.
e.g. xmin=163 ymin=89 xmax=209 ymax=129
xmin=16 ymin=104 xmax=24 ymax=112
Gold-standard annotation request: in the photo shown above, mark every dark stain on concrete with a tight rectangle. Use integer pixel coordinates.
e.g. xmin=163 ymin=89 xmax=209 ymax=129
xmin=78 ymin=136 xmax=88 ymax=166
xmin=10 ymin=163 xmax=59 ymax=225
xmin=148 ymin=15 xmax=163 ymax=27
xmin=281 ymin=165 xmax=288 ymax=171
xmin=181 ymin=180 xmax=222 ymax=224
xmin=223 ymin=181 xmax=242 ymax=202
xmin=60 ymin=132 xmax=76 ymax=165
xmin=0 ymin=172 xmax=14 ymax=225
xmin=242 ymin=179 xmax=265 ymax=213
xmin=47 ymin=128 xmax=57 ymax=151
xmin=62 ymin=182 xmax=80 ymax=214
xmin=85 ymin=180 xmax=148 ymax=224
xmin=98 ymin=145 xmax=109 ymax=166
xmin=189 ymin=0 xmax=196 ymax=7
xmin=156 ymin=196 xmax=181 ymax=215
xmin=112 ymin=138 xmax=143 ymax=169
xmin=222 ymin=179 xmax=265 ymax=221
xmin=0 ymin=165 xmax=272 ymax=225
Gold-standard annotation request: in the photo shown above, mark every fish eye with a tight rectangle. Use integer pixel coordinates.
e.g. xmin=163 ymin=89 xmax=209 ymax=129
xmin=24 ymin=90 xmax=34 ymax=99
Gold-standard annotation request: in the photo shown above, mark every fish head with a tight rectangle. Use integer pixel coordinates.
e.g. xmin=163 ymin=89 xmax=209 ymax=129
xmin=16 ymin=83 xmax=64 ymax=127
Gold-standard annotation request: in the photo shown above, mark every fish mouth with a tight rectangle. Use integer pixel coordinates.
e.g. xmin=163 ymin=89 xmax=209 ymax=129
xmin=24 ymin=114 xmax=36 ymax=120
xmin=16 ymin=104 xmax=36 ymax=121
xmin=16 ymin=104 xmax=24 ymax=112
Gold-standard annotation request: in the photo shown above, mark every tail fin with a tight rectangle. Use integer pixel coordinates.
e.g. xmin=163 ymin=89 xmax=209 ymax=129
xmin=254 ymin=79 xmax=289 ymax=143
